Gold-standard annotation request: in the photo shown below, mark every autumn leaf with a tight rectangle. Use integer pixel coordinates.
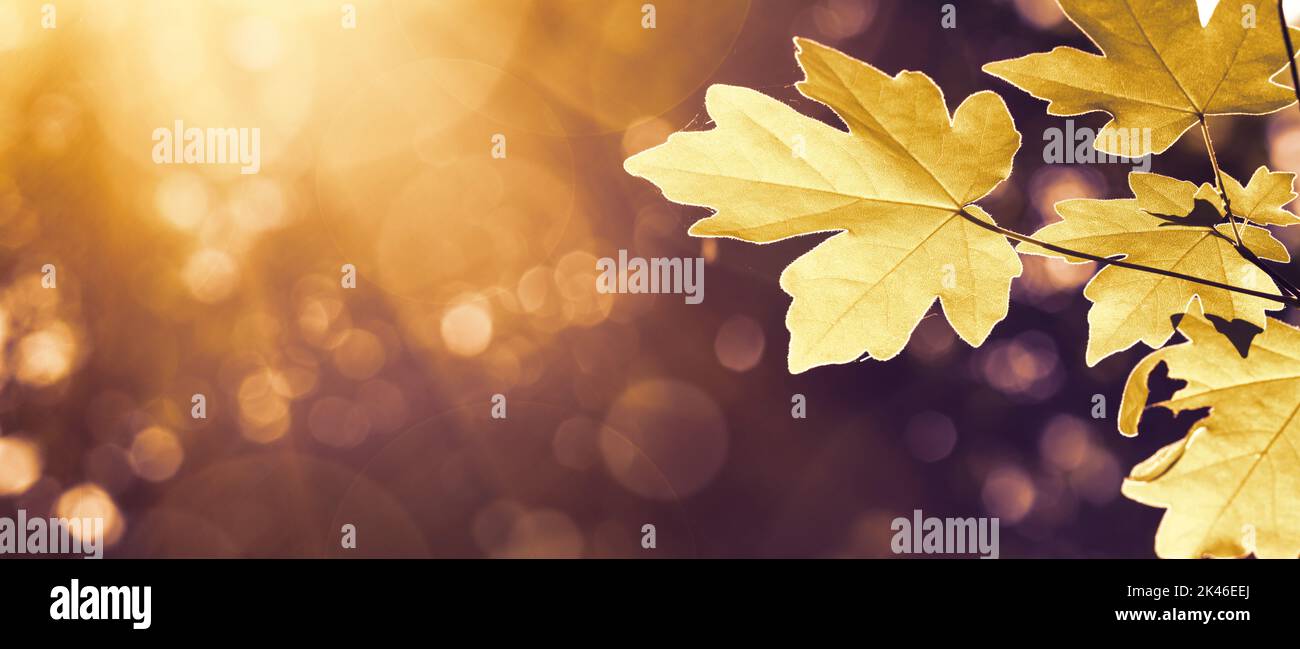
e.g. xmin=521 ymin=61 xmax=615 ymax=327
xmin=1017 ymin=172 xmax=1289 ymax=365
xmin=623 ymin=38 xmax=1022 ymax=373
xmin=1119 ymin=312 xmax=1300 ymax=558
xmin=1224 ymin=165 xmax=1300 ymax=226
xmin=983 ymin=0 xmax=1300 ymax=157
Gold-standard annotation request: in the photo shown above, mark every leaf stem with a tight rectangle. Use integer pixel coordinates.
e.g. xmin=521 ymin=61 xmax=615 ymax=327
xmin=1199 ymin=118 xmax=1245 ymax=247
xmin=956 ymin=208 xmax=1300 ymax=309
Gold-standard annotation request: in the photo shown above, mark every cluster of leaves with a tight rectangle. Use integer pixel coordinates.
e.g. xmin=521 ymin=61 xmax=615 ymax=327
xmin=625 ymin=0 xmax=1300 ymax=558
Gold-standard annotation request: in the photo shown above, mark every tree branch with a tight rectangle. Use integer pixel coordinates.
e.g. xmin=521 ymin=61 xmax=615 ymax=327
xmin=956 ymin=208 xmax=1300 ymax=309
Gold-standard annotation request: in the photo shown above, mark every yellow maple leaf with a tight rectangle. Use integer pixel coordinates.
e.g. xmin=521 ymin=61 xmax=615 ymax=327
xmin=1119 ymin=312 xmax=1300 ymax=558
xmin=1017 ymin=172 xmax=1289 ymax=365
xmin=623 ymin=38 xmax=1022 ymax=373
xmin=983 ymin=0 xmax=1299 ymax=157
xmin=1224 ymin=165 xmax=1300 ymax=226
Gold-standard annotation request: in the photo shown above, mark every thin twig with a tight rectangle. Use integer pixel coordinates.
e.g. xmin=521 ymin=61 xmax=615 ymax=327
xmin=1280 ymin=0 xmax=1300 ymax=109
xmin=956 ymin=209 xmax=1300 ymax=308
xmin=1203 ymin=225 xmax=1300 ymax=299
xmin=1237 ymin=242 xmax=1300 ymax=299
xmin=1269 ymin=0 xmax=1300 ymax=300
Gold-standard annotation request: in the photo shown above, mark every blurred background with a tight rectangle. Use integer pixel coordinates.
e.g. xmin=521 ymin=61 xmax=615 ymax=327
xmin=0 ymin=0 xmax=1297 ymax=558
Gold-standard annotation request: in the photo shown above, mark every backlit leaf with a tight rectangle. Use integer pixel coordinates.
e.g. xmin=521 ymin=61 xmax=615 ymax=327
xmin=624 ymin=38 xmax=1023 ymax=372
xmin=984 ymin=0 xmax=1299 ymax=157
xmin=1120 ymin=313 xmax=1300 ymax=558
xmin=1017 ymin=172 xmax=1288 ymax=365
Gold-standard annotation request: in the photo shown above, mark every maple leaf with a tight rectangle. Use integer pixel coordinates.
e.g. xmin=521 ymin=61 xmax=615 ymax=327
xmin=1017 ymin=172 xmax=1289 ymax=365
xmin=983 ymin=0 xmax=1300 ymax=157
xmin=1119 ymin=313 xmax=1300 ymax=558
xmin=1224 ymin=165 xmax=1300 ymax=226
xmin=623 ymin=38 xmax=1022 ymax=373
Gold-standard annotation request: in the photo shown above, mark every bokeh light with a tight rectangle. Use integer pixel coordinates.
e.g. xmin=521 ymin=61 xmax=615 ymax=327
xmin=903 ymin=411 xmax=958 ymax=463
xmin=0 ymin=436 xmax=41 ymax=495
xmin=602 ymin=380 xmax=728 ymax=500
xmin=440 ymin=300 xmax=494 ymax=357
xmin=982 ymin=465 xmax=1036 ymax=525
xmin=128 ymin=425 xmax=184 ymax=482
xmin=714 ymin=314 xmax=766 ymax=372
xmin=55 ymin=483 xmax=125 ymax=547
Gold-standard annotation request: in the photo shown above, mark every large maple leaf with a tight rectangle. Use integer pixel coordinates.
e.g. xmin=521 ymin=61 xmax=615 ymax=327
xmin=983 ymin=0 xmax=1300 ymax=157
xmin=624 ymin=38 xmax=1022 ymax=373
xmin=1017 ymin=172 xmax=1289 ymax=365
xmin=1119 ymin=313 xmax=1300 ymax=558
